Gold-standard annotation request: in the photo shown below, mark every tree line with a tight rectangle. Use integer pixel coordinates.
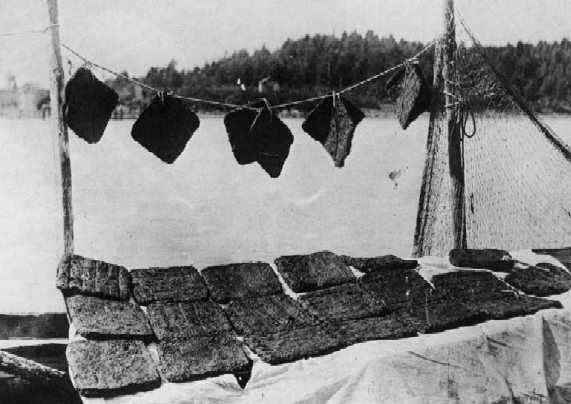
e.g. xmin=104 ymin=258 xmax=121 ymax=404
xmin=107 ymin=31 xmax=571 ymax=113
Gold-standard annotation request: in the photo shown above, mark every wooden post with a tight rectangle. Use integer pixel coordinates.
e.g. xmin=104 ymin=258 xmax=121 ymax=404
xmin=47 ymin=0 xmax=74 ymax=258
xmin=442 ymin=0 xmax=467 ymax=249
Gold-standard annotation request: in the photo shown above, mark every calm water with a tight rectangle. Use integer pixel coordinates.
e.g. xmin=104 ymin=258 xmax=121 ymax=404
xmin=1 ymin=114 xmax=570 ymax=312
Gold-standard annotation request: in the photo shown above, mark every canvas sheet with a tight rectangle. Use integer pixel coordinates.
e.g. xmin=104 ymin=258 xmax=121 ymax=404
xmin=81 ymin=253 xmax=571 ymax=404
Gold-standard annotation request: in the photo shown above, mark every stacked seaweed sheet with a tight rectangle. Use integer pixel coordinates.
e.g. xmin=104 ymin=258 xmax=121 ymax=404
xmin=57 ymin=256 xmax=160 ymax=397
xmin=59 ymin=258 xmax=253 ymax=397
xmin=130 ymin=266 xmax=252 ymax=383
xmin=201 ymin=262 xmax=342 ymax=364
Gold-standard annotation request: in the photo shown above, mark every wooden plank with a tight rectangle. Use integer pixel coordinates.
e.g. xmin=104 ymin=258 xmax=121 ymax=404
xmin=0 ymin=350 xmax=78 ymax=402
xmin=47 ymin=0 xmax=74 ymax=257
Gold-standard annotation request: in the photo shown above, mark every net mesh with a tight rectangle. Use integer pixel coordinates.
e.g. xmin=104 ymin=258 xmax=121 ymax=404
xmin=413 ymin=23 xmax=571 ymax=257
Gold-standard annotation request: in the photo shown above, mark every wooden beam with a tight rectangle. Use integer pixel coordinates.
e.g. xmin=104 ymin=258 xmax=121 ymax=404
xmin=47 ymin=0 xmax=74 ymax=258
xmin=442 ymin=0 xmax=467 ymax=249
xmin=0 ymin=350 xmax=79 ymax=402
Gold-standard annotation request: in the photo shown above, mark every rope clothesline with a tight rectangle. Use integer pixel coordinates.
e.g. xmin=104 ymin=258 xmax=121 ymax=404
xmin=61 ymin=39 xmax=437 ymax=111
xmin=0 ymin=24 xmax=59 ymax=38
xmin=0 ymin=20 xmax=437 ymax=111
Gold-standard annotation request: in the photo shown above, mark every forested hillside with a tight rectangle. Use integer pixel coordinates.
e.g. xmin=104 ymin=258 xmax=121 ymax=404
xmin=107 ymin=32 xmax=571 ymax=113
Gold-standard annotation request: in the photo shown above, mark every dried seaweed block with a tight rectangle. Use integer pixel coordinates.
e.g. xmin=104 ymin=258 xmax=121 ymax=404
xmin=359 ymin=267 xmax=434 ymax=310
xmin=56 ymin=255 xmax=131 ymax=301
xmin=411 ymin=300 xmax=488 ymax=333
xmin=130 ymin=266 xmax=208 ymax=305
xmin=64 ymin=67 xmax=118 ymax=144
xmin=275 ymin=251 xmax=355 ymax=293
xmin=245 ymin=325 xmax=343 ymax=365
xmin=505 ymin=263 xmax=571 ymax=297
xmin=131 ymin=94 xmax=200 ymax=164
xmin=431 ymin=270 xmax=509 ymax=300
xmin=66 ymin=339 xmax=160 ymax=397
xmin=146 ymin=301 xmax=233 ymax=340
xmin=476 ymin=296 xmax=561 ymax=320
xmin=66 ymin=295 xmax=153 ymax=340
xmin=224 ymin=104 xmax=293 ymax=177
xmin=449 ymin=249 xmax=514 ymax=272
xmin=250 ymin=105 xmax=294 ymax=178
xmin=301 ymin=97 xmax=333 ymax=144
xmin=395 ymin=64 xmax=431 ymax=129
xmin=431 ymin=271 xmax=562 ymax=320
xmin=343 ymin=254 xmax=418 ymax=273
xmin=224 ymin=108 xmax=258 ymax=165
xmin=302 ymin=95 xmax=365 ymax=167
xmin=201 ymin=262 xmax=282 ymax=303
xmin=300 ymin=283 xmax=387 ymax=321
xmin=359 ymin=269 xmax=487 ymax=332
xmin=156 ymin=333 xmax=251 ymax=383
xmin=532 ymin=247 xmax=571 ymax=271
xmin=334 ymin=312 xmax=424 ymax=346
xmin=225 ymin=294 xmax=321 ymax=336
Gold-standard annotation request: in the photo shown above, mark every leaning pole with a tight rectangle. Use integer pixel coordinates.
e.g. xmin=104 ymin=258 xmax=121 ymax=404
xmin=442 ymin=0 xmax=467 ymax=251
xmin=412 ymin=0 xmax=466 ymax=257
xmin=47 ymin=0 xmax=74 ymax=259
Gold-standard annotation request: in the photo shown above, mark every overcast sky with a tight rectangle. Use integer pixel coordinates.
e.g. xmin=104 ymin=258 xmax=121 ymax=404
xmin=1 ymin=0 xmax=570 ymax=86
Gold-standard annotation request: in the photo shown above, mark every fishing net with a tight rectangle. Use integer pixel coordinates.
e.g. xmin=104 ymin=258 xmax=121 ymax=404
xmin=413 ymin=19 xmax=571 ymax=257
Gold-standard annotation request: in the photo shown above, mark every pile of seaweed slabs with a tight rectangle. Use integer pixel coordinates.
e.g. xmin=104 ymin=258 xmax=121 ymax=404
xmin=57 ymin=255 xmax=160 ymax=397
xmin=430 ymin=249 xmax=563 ymax=320
xmin=274 ymin=251 xmax=407 ymax=345
xmin=130 ymin=266 xmax=252 ymax=385
xmin=201 ymin=262 xmax=342 ymax=365
xmin=342 ymin=253 xmax=488 ymax=335
xmin=532 ymin=247 xmax=571 ymax=271
xmin=450 ymin=248 xmax=571 ymax=298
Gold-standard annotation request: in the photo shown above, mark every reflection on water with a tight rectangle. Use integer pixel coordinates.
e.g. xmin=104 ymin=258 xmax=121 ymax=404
xmin=0 ymin=115 xmax=570 ymax=312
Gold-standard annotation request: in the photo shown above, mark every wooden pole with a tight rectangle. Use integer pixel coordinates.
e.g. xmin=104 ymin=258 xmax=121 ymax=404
xmin=442 ymin=0 xmax=467 ymax=249
xmin=47 ymin=0 xmax=74 ymax=258
xmin=412 ymin=0 xmax=465 ymax=256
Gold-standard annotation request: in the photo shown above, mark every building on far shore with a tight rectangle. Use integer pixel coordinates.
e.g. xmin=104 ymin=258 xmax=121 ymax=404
xmin=257 ymin=76 xmax=280 ymax=93
xmin=0 ymin=75 xmax=50 ymax=118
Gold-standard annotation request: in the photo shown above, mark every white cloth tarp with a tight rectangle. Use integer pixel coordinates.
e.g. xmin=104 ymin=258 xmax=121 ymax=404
xmin=82 ymin=254 xmax=571 ymax=404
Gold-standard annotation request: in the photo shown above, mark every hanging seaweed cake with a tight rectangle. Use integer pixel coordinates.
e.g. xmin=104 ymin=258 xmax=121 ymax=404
xmin=132 ymin=94 xmax=200 ymax=164
xmin=64 ymin=67 xmax=118 ymax=144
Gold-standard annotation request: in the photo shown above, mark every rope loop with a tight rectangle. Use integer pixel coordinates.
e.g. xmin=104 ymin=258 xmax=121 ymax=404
xmin=450 ymin=94 xmax=477 ymax=139
xmin=460 ymin=104 xmax=477 ymax=139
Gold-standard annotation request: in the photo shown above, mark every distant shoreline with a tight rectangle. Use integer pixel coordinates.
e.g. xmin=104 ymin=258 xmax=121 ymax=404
xmin=0 ymin=313 xmax=68 ymax=339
